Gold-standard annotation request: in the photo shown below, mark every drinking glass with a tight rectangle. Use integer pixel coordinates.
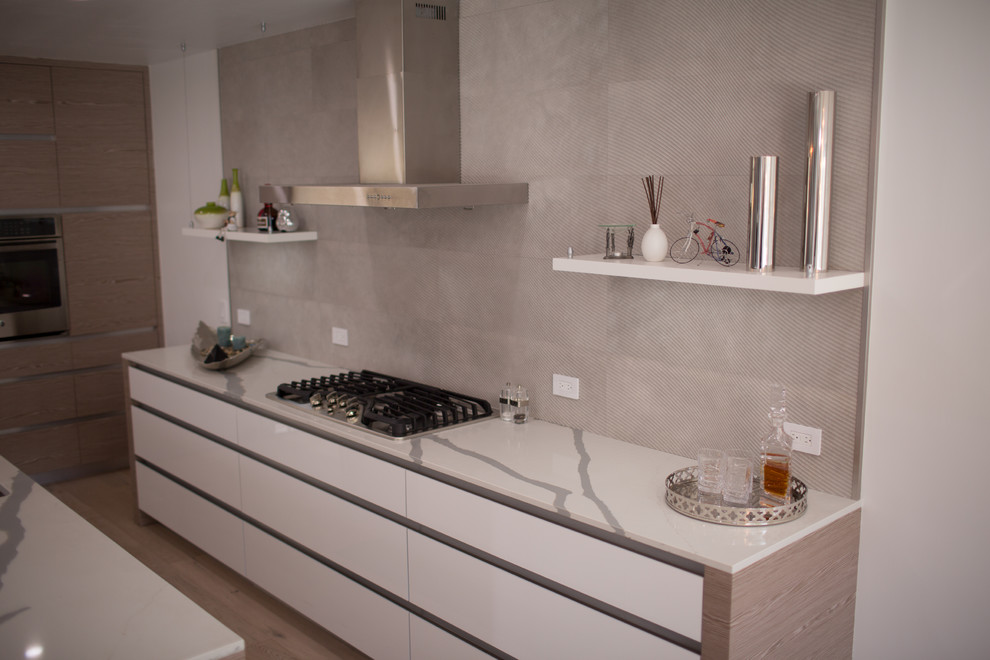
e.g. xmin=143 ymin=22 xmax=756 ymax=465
xmin=722 ymin=453 xmax=754 ymax=505
xmin=697 ymin=449 xmax=726 ymax=495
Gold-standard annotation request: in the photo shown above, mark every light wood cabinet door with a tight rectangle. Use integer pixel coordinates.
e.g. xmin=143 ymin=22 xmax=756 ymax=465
xmin=0 ymin=63 xmax=54 ymax=133
xmin=0 ymin=140 xmax=60 ymax=208
xmin=52 ymin=67 xmax=150 ymax=206
xmin=62 ymin=212 xmax=157 ymax=335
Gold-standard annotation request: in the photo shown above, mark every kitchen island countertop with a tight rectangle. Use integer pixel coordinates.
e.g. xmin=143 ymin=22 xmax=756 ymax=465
xmin=124 ymin=346 xmax=860 ymax=573
xmin=0 ymin=453 xmax=244 ymax=660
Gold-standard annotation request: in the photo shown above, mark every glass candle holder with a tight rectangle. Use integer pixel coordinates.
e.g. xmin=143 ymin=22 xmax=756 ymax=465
xmin=600 ymin=224 xmax=634 ymax=259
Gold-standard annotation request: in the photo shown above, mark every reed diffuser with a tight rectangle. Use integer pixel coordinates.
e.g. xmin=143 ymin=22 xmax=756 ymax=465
xmin=640 ymin=175 xmax=668 ymax=261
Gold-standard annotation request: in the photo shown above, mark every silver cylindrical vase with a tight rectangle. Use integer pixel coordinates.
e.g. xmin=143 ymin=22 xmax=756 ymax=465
xmin=748 ymin=155 xmax=778 ymax=272
xmin=803 ymin=90 xmax=836 ymax=276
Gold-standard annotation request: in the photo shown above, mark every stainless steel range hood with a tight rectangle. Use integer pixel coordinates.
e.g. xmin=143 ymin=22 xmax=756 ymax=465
xmin=259 ymin=0 xmax=527 ymax=210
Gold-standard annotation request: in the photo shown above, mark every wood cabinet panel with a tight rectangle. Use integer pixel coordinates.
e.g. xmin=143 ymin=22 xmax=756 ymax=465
xmin=74 ymin=367 xmax=124 ymax=417
xmin=0 ymin=374 xmax=76 ymax=430
xmin=52 ymin=67 xmax=149 ymax=206
xmin=0 ymin=63 xmax=54 ymax=133
xmin=0 ymin=331 xmax=158 ymax=379
xmin=62 ymin=212 xmax=158 ymax=335
xmin=70 ymin=329 xmax=159 ymax=370
xmin=701 ymin=510 xmax=860 ymax=660
xmin=0 ymin=340 xmax=73 ymax=379
xmin=0 ymin=421 xmax=79 ymax=474
xmin=78 ymin=414 xmax=128 ymax=466
xmin=0 ymin=140 xmax=60 ymax=208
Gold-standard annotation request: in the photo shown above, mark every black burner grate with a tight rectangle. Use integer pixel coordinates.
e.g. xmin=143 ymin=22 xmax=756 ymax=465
xmin=274 ymin=370 xmax=492 ymax=438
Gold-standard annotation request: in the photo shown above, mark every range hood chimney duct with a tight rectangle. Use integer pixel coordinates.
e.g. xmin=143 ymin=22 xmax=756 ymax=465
xmin=260 ymin=0 xmax=527 ymax=209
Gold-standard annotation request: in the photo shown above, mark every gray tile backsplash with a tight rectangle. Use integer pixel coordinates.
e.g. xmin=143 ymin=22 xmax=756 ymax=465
xmin=221 ymin=0 xmax=878 ymax=498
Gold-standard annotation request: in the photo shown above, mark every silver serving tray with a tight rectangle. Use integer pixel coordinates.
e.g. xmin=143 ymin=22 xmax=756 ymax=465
xmin=664 ymin=466 xmax=808 ymax=526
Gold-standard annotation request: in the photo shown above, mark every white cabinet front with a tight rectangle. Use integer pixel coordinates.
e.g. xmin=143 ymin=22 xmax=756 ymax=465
xmin=236 ymin=408 xmax=405 ymax=515
xmin=409 ymin=615 xmax=494 ymax=660
xmin=128 ymin=367 xmax=237 ymax=442
xmin=238 ymin=455 xmax=409 ymax=598
xmin=135 ymin=463 xmax=245 ymax=575
xmin=131 ymin=406 xmax=241 ymax=508
xmin=407 ymin=532 xmax=698 ymax=660
xmin=244 ymin=525 xmax=411 ymax=660
xmin=406 ymin=472 xmax=703 ymax=641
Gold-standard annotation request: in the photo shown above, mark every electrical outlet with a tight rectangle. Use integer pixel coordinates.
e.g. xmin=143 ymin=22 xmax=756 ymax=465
xmin=552 ymin=374 xmax=579 ymax=400
xmin=331 ymin=327 xmax=348 ymax=346
xmin=236 ymin=308 xmax=251 ymax=326
xmin=784 ymin=422 xmax=822 ymax=455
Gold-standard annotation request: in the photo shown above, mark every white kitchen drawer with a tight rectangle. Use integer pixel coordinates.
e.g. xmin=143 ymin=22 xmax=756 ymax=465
xmin=244 ymin=525 xmax=410 ymax=660
xmin=239 ymin=454 xmax=408 ymax=598
xmin=236 ymin=407 xmax=405 ymax=515
xmin=128 ymin=367 xmax=238 ymax=442
xmin=410 ymin=615 xmax=494 ymax=660
xmin=135 ymin=463 xmax=245 ymax=575
xmin=408 ymin=532 xmax=697 ymax=660
xmin=132 ymin=406 xmax=241 ymax=508
xmin=406 ymin=472 xmax=703 ymax=641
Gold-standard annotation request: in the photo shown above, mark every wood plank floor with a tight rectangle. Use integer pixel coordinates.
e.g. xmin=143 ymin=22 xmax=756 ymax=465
xmin=44 ymin=469 xmax=371 ymax=660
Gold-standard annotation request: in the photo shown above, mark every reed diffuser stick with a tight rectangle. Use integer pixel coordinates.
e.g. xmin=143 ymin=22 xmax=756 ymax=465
xmin=642 ymin=175 xmax=665 ymax=224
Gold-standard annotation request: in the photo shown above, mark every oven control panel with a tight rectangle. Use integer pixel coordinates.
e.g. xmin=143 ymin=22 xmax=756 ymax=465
xmin=0 ymin=216 xmax=60 ymax=240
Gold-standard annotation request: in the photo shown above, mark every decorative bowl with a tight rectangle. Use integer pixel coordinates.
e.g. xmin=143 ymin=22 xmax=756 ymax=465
xmin=193 ymin=202 xmax=229 ymax=229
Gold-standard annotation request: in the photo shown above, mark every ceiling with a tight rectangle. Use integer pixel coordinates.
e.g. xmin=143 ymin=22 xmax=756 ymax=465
xmin=0 ymin=0 xmax=355 ymax=66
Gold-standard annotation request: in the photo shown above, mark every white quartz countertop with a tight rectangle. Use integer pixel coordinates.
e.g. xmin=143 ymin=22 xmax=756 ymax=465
xmin=0 ymin=454 xmax=244 ymax=660
xmin=123 ymin=346 xmax=861 ymax=574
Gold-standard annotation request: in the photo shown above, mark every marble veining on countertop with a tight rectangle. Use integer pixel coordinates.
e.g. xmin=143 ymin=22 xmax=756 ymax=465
xmin=124 ymin=346 xmax=861 ymax=573
xmin=0 ymin=454 xmax=244 ymax=660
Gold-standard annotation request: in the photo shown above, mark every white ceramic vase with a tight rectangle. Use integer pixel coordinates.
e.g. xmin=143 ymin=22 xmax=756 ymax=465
xmin=641 ymin=223 xmax=668 ymax=262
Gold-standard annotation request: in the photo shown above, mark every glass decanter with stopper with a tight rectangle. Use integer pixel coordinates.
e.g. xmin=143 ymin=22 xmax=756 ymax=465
xmin=760 ymin=384 xmax=794 ymax=504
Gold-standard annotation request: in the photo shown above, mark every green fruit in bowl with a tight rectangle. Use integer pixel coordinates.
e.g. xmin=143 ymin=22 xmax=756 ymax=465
xmin=194 ymin=202 xmax=230 ymax=229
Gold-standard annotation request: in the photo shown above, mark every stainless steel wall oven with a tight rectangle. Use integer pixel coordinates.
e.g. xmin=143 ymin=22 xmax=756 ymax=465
xmin=0 ymin=216 xmax=69 ymax=341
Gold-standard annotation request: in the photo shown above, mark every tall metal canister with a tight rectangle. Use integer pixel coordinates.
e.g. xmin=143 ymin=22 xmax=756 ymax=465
xmin=803 ymin=90 xmax=836 ymax=275
xmin=748 ymin=155 xmax=779 ymax=272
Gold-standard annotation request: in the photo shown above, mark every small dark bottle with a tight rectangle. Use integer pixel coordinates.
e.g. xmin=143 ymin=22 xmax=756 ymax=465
xmin=257 ymin=203 xmax=277 ymax=232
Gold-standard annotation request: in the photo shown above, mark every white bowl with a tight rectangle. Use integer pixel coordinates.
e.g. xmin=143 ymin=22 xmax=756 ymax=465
xmin=193 ymin=210 xmax=229 ymax=229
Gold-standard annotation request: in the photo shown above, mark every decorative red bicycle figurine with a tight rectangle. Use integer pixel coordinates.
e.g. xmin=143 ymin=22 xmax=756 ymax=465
xmin=668 ymin=213 xmax=740 ymax=267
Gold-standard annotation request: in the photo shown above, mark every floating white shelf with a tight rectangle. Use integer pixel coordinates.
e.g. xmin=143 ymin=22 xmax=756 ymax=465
xmin=182 ymin=227 xmax=317 ymax=243
xmin=552 ymin=254 xmax=865 ymax=295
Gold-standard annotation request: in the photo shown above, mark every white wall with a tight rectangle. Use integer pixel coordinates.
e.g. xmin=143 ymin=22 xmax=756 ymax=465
xmin=855 ymin=1 xmax=990 ymax=657
xmin=149 ymin=50 xmax=230 ymax=346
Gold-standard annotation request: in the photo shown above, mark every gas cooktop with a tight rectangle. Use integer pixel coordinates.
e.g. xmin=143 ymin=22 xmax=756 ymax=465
xmin=268 ymin=370 xmax=493 ymax=440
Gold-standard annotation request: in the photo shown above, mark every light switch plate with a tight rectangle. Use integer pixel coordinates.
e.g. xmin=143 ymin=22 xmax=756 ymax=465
xmin=332 ymin=327 xmax=348 ymax=346
xmin=236 ymin=308 xmax=251 ymax=325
